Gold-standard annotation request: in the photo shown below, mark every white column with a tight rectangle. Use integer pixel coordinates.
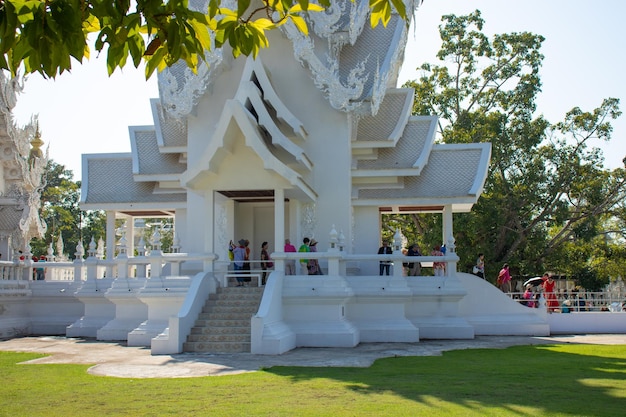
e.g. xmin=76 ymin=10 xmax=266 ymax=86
xmin=274 ymin=189 xmax=285 ymax=249
xmin=442 ymin=205 xmax=454 ymax=252
xmin=274 ymin=188 xmax=285 ymax=272
xmin=442 ymin=204 xmax=457 ymax=275
xmin=204 ymin=190 xmax=215 ymax=272
xmin=106 ymin=210 xmax=116 ymax=260
xmin=127 ymin=216 xmax=135 ymax=257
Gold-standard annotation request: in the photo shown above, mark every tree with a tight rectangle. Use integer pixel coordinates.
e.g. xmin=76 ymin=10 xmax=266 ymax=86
xmin=0 ymin=0 xmax=410 ymax=79
xmin=402 ymin=10 xmax=626 ymax=282
xmin=29 ymin=160 xmax=106 ymax=259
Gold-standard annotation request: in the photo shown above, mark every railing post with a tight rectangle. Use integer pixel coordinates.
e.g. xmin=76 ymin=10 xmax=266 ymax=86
xmin=149 ymin=250 xmax=163 ymax=279
xmin=135 ymin=237 xmax=147 ymax=278
xmin=74 ymin=240 xmax=85 ymax=282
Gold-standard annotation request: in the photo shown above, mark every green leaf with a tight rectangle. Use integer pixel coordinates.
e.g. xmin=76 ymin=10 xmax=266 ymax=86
xmin=238 ymin=0 xmax=251 ymax=18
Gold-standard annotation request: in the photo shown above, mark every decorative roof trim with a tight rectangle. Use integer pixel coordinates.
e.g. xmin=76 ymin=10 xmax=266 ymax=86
xmin=128 ymin=125 xmax=154 ymax=175
xmin=411 ymin=115 xmax=438 ymax=172
xmin=236 ymin=56 xmax=307 ymax=140
xmin=80 ymin=201 xmax=188 ymax=212
xmin=352 ymin=88 xmax=416 ymax=149
xmin=181 ymin=100 xmax=317 ymax=201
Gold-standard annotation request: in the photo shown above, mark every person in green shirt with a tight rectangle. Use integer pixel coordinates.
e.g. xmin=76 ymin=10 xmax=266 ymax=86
xmin=298 ymin=237 xmax=310 ymax=275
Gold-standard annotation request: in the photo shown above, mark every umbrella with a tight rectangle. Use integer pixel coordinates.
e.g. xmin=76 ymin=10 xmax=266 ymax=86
xmin=523 ymin=277 xmax=544 ymax=287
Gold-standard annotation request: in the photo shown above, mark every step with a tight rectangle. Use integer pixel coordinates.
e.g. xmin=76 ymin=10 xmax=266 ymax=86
xmin=183 ymin=341 xmax=251 ymax=353
xmin=215 ymin=288 xmax=264 ymax=298
xmin=212 ymin=298 xmax=262 ymax=307
xmin=194 ymin=319 xmax=252 ymax=327
xmin=186 ymin=333 xmax=251 ymax=343
xmin=190 ymin=326 xmax=251 ymax=335
xmin=201 ymin=303 xmax=259 ymax=314
xmin=197 ymin=312 xmax=254 ymax=321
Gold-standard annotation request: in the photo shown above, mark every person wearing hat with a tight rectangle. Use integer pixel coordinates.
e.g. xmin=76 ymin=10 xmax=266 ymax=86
xmin=406 ymin=244 xmax=421 ymax=276
xmin=298 ymin=237 xmax=310 ymax=275
xmin=307 ymin=239 xmax=322 ymax=275
xmin=232 ymin=239 xmax=247 ymax=286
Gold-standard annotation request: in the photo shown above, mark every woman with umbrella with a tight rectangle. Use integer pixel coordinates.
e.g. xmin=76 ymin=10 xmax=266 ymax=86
xmin=541 ymin=273 xmax=559 ymax=312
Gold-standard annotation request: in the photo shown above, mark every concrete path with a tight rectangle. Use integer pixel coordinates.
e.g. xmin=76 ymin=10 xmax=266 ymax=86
xmin=1 ymin=335 xmax=624 ymax=379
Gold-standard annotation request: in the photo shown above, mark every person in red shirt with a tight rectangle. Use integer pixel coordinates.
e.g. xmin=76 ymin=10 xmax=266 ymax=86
xmin=284 ymin=239 xmax=297 ymax=275
xmin=497 ymin=264 xmax=512 ymax=292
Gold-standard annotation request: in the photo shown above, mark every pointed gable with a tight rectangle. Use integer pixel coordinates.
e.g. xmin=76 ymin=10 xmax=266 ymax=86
xmin=181 ymin=57 xmax=317 ymax=201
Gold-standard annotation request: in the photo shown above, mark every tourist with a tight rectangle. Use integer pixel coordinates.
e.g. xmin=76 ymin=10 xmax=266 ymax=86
xmin=541 ymin=273 xmax=559 ymax=313
xmin=243 ymin=240 xmax=251 ymax=272
xmin=31 ymin=256 xmax=38 ymax=279
xmin=35 ymin=256 xmax=46 ymax=280
xmin=497 ymin=264 xmax=511 ymax=292
xmin=431 ymin=245 xmax=445 ymax=277
xmin=474 ymin=253 xmax=485 ymax=279
xmin=401 ymin=247 xmax=409 ymax=275
xmin=284 ymin=239 xmax=297 ymax=275
xmin=378 ymin=240 xmax=392 ymax=276
xmin=522 ymin=284 xmax=535 ymax=308
xmin=232 ymin=239 xmax=247 ymax=286
xmin=406 ymin=244 xmax=421 ymax=276
xmin=298 ymin=237 xmax=310 ymax=275
xmin=561 ymin=299 xmax=571 ymax=313
xmin=260 ymin=241 xmax=271 ymax=285
xmin=308 ymin=239 xmax=322 ymax=275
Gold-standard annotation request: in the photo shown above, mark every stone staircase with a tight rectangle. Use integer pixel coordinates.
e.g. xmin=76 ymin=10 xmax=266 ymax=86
xmin=183 ymin=286 xmax=263 ymax=353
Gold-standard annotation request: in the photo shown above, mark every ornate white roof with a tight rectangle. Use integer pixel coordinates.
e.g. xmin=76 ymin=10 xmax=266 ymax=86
xmin=80 ymin=2 xmax=489 ymax=216
xmin=80 ymin=154 xmax=187 ymax=211
xmin=129 ymin=127 xmax=187 ymax=178
xmin=357 ymin=145 xmax=491 ymax=211
xmin=150 ymin=99 xmax=187 ymax=150
xmin=351 ymin=87 xmax=491 ymax=212
xmin=157 ymin=0 xmax=421 ymax=119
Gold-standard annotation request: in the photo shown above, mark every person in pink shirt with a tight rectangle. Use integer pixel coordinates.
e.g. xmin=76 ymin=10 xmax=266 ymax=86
xmin=497 ymin=263 xmax=512 ymax=292
xmin=284 ymin=239 xmax=297 ymax=275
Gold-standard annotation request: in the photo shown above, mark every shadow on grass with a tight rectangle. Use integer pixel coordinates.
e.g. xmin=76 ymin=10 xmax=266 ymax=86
xmin=265 ymin=344 xmax=626 ymax=415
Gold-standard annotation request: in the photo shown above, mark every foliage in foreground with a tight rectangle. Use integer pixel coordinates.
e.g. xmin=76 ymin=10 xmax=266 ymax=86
xmin=0 ymin=0 xmax=410 ymax=79
xmin=1 ymin=344 xmax=625 ymax=416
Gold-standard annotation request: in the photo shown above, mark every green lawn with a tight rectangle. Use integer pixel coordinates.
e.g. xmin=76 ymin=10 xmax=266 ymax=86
xmin=1 ymin=344 xmax=625 ymax=416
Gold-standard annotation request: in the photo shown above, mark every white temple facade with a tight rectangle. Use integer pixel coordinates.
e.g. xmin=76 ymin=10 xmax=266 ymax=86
xmin=10 ymin=1 xmax=611 ymax=350
xmin=0 ymin=0 xmax=626 ymax=348
xmin=73 ymin=1 xmax=557 ymax=354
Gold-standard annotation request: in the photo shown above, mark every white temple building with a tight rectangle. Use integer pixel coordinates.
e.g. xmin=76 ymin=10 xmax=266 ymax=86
xmin=0 ymin=72 xmax=47 ymax=264
xmin=3 ymin=1 xmax=623 ymax=351
xmin=76 ymin=0 xmax=550 ymax=353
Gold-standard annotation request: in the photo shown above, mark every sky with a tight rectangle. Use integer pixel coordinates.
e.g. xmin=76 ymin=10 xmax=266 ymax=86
xmin=12 ymin=0 xmax=626 ymax=178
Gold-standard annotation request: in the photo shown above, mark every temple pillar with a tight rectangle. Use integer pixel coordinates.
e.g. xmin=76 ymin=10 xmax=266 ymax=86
xmin=204 ymin=190 xmax=215 ymax=272
xmin=274 ymin=188 xmax=285 ymax=272
xmin=442 ymin=205 xmax=456 ymax=274
xmin=106 ymin=211 xmax=116 ymax=260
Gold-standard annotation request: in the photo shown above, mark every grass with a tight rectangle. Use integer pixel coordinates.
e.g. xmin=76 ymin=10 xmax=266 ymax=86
xmin=1 ymin=344 xmax=626 ymax=416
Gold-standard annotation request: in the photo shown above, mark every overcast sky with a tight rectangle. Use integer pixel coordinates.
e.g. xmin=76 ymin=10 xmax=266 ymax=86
xmin=12 ymin=0 xmax=626 ymax=178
